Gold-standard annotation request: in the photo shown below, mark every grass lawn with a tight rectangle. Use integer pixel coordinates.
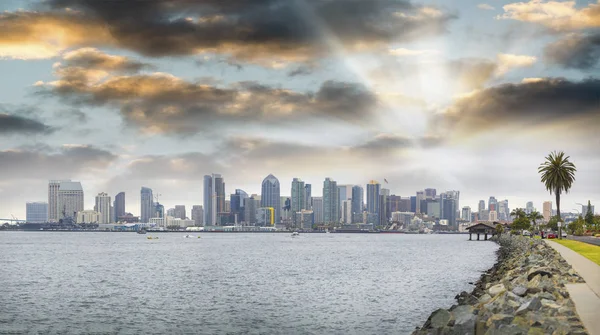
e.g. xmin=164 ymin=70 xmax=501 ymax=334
xmin=554 ymin=239 xmax=600 ymax=266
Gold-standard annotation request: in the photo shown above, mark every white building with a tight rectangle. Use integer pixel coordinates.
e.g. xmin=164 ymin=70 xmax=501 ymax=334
xmin=95 ymin=192 xmax=112 ymax=224
xmin=58 ymin=181 xmax=84 ymax=221
xmin=461 ymin=206 xmax=472 ymax=222
xmin=312 ymin=197 xmax=323 ymax=224
xmin=295 ymin=210 xmax=314 ymax=230
xmin=489 ymin=210 xmax=498 ymax=222
xmin=341 ymin=200 xmax=352 ymax=224
xmin=26 ymin=202 xmax=48 ymax=223
xmin=77 ymin=210 xmax=100 ymax=224
xmin=48 ymin=180 xmax=70 ymax=222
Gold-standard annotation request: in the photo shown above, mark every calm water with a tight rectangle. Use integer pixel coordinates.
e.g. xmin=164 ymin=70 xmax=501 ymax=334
xmin=0 ymin=232 xmax=497 ymax=334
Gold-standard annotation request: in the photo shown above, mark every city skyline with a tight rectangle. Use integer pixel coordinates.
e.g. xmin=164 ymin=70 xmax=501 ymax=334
xmin=1 ymin=0 xmax=599 ymax=219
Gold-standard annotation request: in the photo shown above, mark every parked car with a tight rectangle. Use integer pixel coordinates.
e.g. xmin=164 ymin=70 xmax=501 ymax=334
xmin=547 ymin=233 xmax=557 ymax=239
xmin=561 ymin=231 xmax=567 ymax=238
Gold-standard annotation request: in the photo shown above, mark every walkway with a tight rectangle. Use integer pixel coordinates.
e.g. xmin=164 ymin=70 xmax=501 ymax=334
xmin=569 ymin=235 xmax=600 ymax=246
xmin=546 ymin=240 xmax=600 ymax=335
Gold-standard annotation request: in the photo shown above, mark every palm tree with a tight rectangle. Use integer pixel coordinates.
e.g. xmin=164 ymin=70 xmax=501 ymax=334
xmin=510 ymin=208 xmax=527 ymax=220
xmin=529 ymin=211 xmax=543 ymax=232
xmin=538 ymin=151 xmax=576 ymax=239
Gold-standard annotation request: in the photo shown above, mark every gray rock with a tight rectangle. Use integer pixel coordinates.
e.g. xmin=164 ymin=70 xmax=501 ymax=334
xmin=429 ymin=309 xmax=451 ymax=329
xmin=485 ymin=314 xmax=514 ymax=329
xmin=540 ymin=299 xmax=560 ymax=309
xmin=515 ymin=297 xmax=541 ymax=315
xmin=451 ymin=305 xmax=476 ymax=334
xmin=479 ymin=294 xmax=492 ymax=304
xmin=489 ymin=284 xmax=506 ymax=297
xmin=538 ymin=292 xmax=555 ymax=301
xmin=511 ymin=286 xmax=527 ymax=297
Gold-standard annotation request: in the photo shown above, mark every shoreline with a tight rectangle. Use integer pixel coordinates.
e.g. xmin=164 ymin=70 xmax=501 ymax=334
xmin=413 ymin=235 xmax=588 ymax=334
xmin=0 ymin=229 xmax=469 ymax=234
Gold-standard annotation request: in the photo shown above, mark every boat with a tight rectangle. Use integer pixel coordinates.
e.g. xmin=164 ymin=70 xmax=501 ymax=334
xmin=137 ymin=230 xmax=147 ymax=234
xmin=184 ymin=234 xmax=194 ymax=238
xmin=147 ymin=236 xmax=153 ymax=240
xmin=291 ymin=232 xmax=299 ymax=236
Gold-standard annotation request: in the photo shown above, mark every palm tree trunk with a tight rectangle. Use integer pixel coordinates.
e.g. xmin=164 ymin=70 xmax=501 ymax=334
xmin=556 ymin=188 xmax=561 ymax=239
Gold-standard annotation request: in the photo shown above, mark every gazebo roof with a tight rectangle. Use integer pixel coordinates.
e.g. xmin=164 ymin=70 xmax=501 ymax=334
xmin=466 ymin=222 xmax=497 ymax=231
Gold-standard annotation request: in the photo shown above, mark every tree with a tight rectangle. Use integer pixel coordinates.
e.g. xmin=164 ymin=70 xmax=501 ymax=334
xmin=547 ymin=215 xmax=559 ymax=231
xmin=495 ymin=223 xmax=504 ymax=235
xmin=539 ymin=151 xmax=576 ymax=239
xmin=568 ymin=216 xmax=585 ymax=236
xmin=529 ymin=211 xmax=543 ymax=231
xmin=511 ymin=217 xmax=531 ymax=232
xmin=585 ymin=200 xmax=594 ymax=227
xmin=510 ymin=208 xmax=527 ymax=220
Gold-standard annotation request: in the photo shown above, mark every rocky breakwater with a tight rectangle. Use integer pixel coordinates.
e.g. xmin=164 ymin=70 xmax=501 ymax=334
xmin=413 ymin=235 xmax=587 ymax=335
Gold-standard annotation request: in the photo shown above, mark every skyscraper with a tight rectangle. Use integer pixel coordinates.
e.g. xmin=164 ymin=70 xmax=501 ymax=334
xmin=323 ymin=178 xmax=339 ymax=224
xmin=291 ymin=178 xmax=306 ymax=214
xmin=191 ymin=205 xmax=204 ymax=226
xmin=351 ymin=185 xmax=364 ymax=223
xmin=214 ymin=174 xmax=225 ymax=224
xmin=366 ymin=181 xmax=381 ymax=223
xmin=230 ymin=189 xmax=248 ymax=222
xmin=543 ymin=201 xmax=552 ymax=222
xmin=525 ymin=201 xmax=534 ymax=214
xmin=488 ymin=196 xmax=497 ymax=212
xmin=261 ymin=174 xmax=281 ymax=224
xmin=416 ymin=191 xmax=425 ymax=214
xmin=244 ymin=196 xmax=259 ymax=225
xmin=58 ymin=181 xmax=84 ymax=221
xmin=174 ymin=205 xmax=186 ymax=219
xmin=26 ymin=202 xmax=48 ymax=223
xmin=140 ymin=187 xmax=153 ymax=223
xmin=478 ymin=200 xmax=486 ymax=214
xmin=379 ymin=193 xmax=388 ymax=226
xmin=462 ymin=206 xmax=472 ymax=222
xmin=582 ymin=203 xmax=595 ymax=216
xmin=424 ymin=188 xmax=437 ymax=199
xmin=95 ymin=192 xmax=111 ymax=224
xmin=114 ymin=192 xmax=125 ymax=222
xmin=48 ymin=180 xmax=70 ymax=222
xmin=312 ymin=197 xmax=324 ymax=224
xmin=203 ymin=175 xmax=213 ymax=226
xmin=341 ymin=200 xmax=352 ymax=224
xmin=304 ymin=184 xmax=312 ymax=210
xmin=498 ymin=200 xmax=509 ymax=221
xmin=380 ymin=188 xmax=390 ymax=197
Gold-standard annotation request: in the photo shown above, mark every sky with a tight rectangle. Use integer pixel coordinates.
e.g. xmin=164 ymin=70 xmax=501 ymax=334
xmin=1 ymin=0 xmax=599 ymax=220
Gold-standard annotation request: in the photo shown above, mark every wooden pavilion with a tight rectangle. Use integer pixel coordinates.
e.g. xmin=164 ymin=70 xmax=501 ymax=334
xmin=466 ymin=223 xmax=497 ymax=241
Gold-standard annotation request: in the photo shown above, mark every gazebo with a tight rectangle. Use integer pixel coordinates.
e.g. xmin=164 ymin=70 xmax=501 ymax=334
xmin=466 ymin=223 xmax=497 ymax=241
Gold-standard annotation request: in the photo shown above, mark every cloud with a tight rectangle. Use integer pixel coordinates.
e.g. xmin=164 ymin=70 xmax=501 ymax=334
xmin=0 ymin=1 xmax=455 ymax=64
xmin=287 ymin=65 xmax=315 ymax=77
xmin=60 ymin=48 xmax=152 ymax=73
xmin=37 ymin=51 xmax=379 ymax=135
xmin=435 ymin=77 xmax=600 ymax=136
xmin=477 ymin=4 xmax=495 ymax=11
xmin=388 ymin=48 xmax=439 ymax=57
xmin=498 ymin=0 xmax=600 ymax=31
xmin=0 ymin=145 xmax=117 ymax=180
xmin=495 ymin=53 xmax=537 ymax=76
xmin=0 ymin=113 xmax=55 ymax=135
xmin=544 ymin=33 xmax=600 ymax=69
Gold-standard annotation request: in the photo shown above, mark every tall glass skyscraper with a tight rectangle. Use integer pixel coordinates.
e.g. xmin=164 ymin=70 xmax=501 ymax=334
xmin=291 ymin=178 xmax=305 ymax=214
xmin=140 ymin=187 xmax=153 ymax=223
xmin=114 ymin=192 xmax=125 ymax=221
xmin=351 ymin=185 xmax=363 ymax=223
xmin=323 ymin=178 xmax=339 ymax=224
xmin=203 ymin=175 xmax=213 ymax=225
xmin=26 ymin=202 xmax=48 ymax=223
xmin=261 ymin=174 xmax=281 ymax=224
xmin=366 ymin=180 xmax=381 ymax=223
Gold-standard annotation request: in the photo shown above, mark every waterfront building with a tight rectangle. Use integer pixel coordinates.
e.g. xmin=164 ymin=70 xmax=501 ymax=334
xmin=140 ymin=187 xmax=153 ymax=223
xmin=379 ymin=193 xmax=388 ymax=226
xmin=244 ymin=196 xmax=259 ymax=225
xmin=391 ymin=212 xmax=414 ymax=226
xmin=366 ymin=181 xmax=381 ymax=224
xmin=166 ymin=208 xmax=175 ymax=217
xmin=462 ymin=206 xmax=472 ymax=222
xmin=295 ymin=210 xmax=314 ymax=230
xmin=488 ymin=196 xmax=497 ymax=212
xmin=203 ymin=175 xmax=213 ymax=226
xmin=48 ymin=180 xmax=71 ymax=222
xmin=154 ymin=203 xmax=164 ymax=218
xmin=543 ymin=201 xmax=552 ymax=222
xmin=256 ymin=207 xmax=274 ymax=226
xmin=174 ymin=205 xmax=186 ymax=219
xmin=261 ymin=174 xmax=281 ymax=224
xmin=341 ymin=200 xmax=352 ymax=224
xmin=77 ymin=210 xmax=100 ymax=224
xmin=114 ymin=192 xmax=125 ymax=222
xmin=351 ymin=185 xmax=364 ymax=223
xmin=323 ymin=178 xmax=339 ymax=224
xmin=425 ymin=188 xmax=437 ymax=199
xmin=312 ymin=197 xmax=324 ymax=224
xmin=478 ymin=200 xmax=486 ymax=214
xmin=416 ymin=191 xmax=425 ymax=214
xmin=291 ymin=178 xmax=305 ymax=214
xmin=304 ymin=184 xmax=312 ymax=210
xmin=26 ymin=202 xmax=48 ymax=223
xmin=191 ymin=205 xmax=203 ymax=226
xmin=58 ymin=181 xmax=84 ymax=221
xmin=526 ymin=201 xmax=534 ymax=215
xmin=95 ymin=192 xmax=112 ymax=224
xmin=489 ymin=210 xmax=498 ymax=222
xmin=230 ymin=189 xmax=248 ymax=223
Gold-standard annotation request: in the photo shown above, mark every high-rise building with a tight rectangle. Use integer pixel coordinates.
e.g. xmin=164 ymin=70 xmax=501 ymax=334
xmin=261 ymin=174 xmax=281 ymax=224
xmin=489 ymin=210 xmax=498 ymax=222
xmin=77 ymin=210 xmax=100 ymax=224
xmin=351 ymin=185 xmax=364 ymax=223
xmin=295 ymin=210 xmax=314 ymax=230
xmin=341 ymin=200 xmax=352 ymax=224
xmin=337 ymin=184 xmax=353 ymax=219
xmin=410 ymin=196 xmax=417 ymax=213
xmin=214 ymin=174 xmax=225 ymax=215
xmin=26 ymin=202 xmax=48 ymax=223
xmin=366 ymin=181 xmax=381 ymax=223
xmin=281 ymin=196 xmax=292 ymax=224
xmin=244 ymin=196 xmax=259 ymax=225
xmin=291 ymin=178 xmax=306 ymax=214
xmin=380 ymin=188 xmax=390 ymax=197
xmin=166 ymin=208 xmax=175 ymax=217
xmin=462 ymin=206 xmax=472 ymax=222
xmin=155 ymin=203 xmax=164 ymax=218
xmin=416 ymin=191 xmax=425 ymax=214
xmin=230 ymin=189 xmax=248 ymax=223
xmin=304 ymin=184 xmax=312 ymax=210
xmin=140 ymin=187 xmax=153 ymax=223
xmin=94 ymin=192 xmax=111 ymax=224
xmin=256 ymin=207 xmax=274 ymax=226
xmin=203 ymin=175 xmax=213 ymax=226
xmin=488 ymin=196 xmax=497 ymax=212
xmin=526 ymin=201 xmax=534 ymax=214
xmin=323 ymin=178 xmax=339 ymax=224
xmin=543 ymin=201 xmax=552 ymax=222
xmin=191 ymin=205 xmax=203 ymax=226
xmin=478 ymin=200 xmax=486 ymax=214
xmin=114 ymin=192 xmax=125 ymax=222
xmin=312 ymin=197 xmax=323 ymax=224
xmin=424 ymin=188 xmax=437 ymax=199
xmin=582 ymin=203 xmax=595 ymax=216
xmin=498 ymin=200 xmax=509 ymax=221
xmin=174 ymin=205 xmax=186 ymax=219
xmin=58 ymin=181 xmax=84 ymax=221
xmin=386 ymin=195 xmax=402 ymax=219
xmin=379 ymin=194 xmax=388 ymax=226
xmin=48 ymin=180 xmax=70 ymax=222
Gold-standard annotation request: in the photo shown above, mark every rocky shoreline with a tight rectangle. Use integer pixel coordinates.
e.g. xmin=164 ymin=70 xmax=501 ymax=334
xmin=413 ymin=235 xmax=587 ymax=335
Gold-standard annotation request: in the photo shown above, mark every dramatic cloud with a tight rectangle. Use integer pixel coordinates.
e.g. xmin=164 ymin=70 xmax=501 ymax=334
xmin=0 ymin=0 xmax=455 ymax=64
xmin=498 ymin=0 xmax=600 ymax=31
xmin=0 ymin=114 xmax=55 ymax=135
xmin=0 ymin=145 xmax=117 ymax=180
xmin=60 ymin=48 xmax=152 ymax=73
xmin=388 ymin=48 xmax=439 ymax=57
xmin=495 ymin=53 xmax=537 ymax=76
xmin=544 ymin=33 xmax=600 ymax=69
xmin=477 ymin=4 xmax=495 ymax=11
xmin=436 ymin=78 xmax=600 ymax=136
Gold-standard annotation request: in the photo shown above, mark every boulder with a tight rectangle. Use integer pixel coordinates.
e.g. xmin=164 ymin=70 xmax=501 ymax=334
xmin=451 ymin=305 xmax=476 ymax=334
xmin=511 ymin=286 xmax=527 ymax=297
xmin=479 ymin=294 xmax=492 ymax=304
xmin=516 ymin=297 xmax=542 ymax=315
xmin=489 ymin=284 xmax=506 ymax=297
xmin=429 ymin=309 xmax=451 ymax=329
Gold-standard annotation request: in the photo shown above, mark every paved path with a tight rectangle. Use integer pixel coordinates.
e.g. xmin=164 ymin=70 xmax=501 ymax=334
xmin=546 ymin=240 xmax=600 ymax=335
xmin=569 ymin=235 xmax=600 ymax=246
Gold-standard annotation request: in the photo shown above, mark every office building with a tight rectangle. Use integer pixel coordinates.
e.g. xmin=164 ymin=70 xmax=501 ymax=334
xmin=351 ymin=185 xmax=364 ymax=223
xmin=26 ymin=202 xmax=48 ymax=223
xmin=261 ymin=174 xmax=281 ymax=224
xmin=425 ymin=188 xmax=437 ymax=199
xmin=337 ymin=184 xmax=353 ymax=217
xmin=48 ymin=180 xmax=70 ymax=222
xmin=291 ymin=178 xmax=306 ymax=214
xmin=154 ymin=203 xmax=164 ymax=218
xmin=203 ymin=175 xmax=214 ymax=226
xmin=427 ymin=200 xmax=441 ymax=218
xmin=498 ymin=200 xmax=509 ymax=221
xmin=256 ymin=207 xmax=274 ymax=226
xmin=488 ymin=196 xmax=497 ymax=212
xmin=526 ymin=201 xmax=534 ymax=214
xmin=191 ymin=205 xmax=203 ymax=226
xmin=462 ymin=206 xmax=472 ymax=222
xmin=295 ymin=210 xmax=314 ymax=230
xmin=95 ymin=192 xmax=111 ymax=224
xmin=244 ymin=196 xmax=259 ymax=225
xmin=304 ymin=184 xmax=312 ymax=210
xmin=58 ymin=181 xmax=84 ymax=221
xmin=114 ymin=192 xmax=125 ymax=222
xmin=478 ymin=200 xmax=486 ymax=214
xmin=379 ymin=194 xmax=388 ymax=226
xmin=312 ymin=197 xmax=324 ymax=224
xmin=174 ymin=205 xmax=186 ymax=219
xmin=489 ymin=210 xmax=498 ymax=222
xmin=140 ymin=187 xmax=153 ymax=223
xmin=341 ymin=200 xmax=352 ymax=224
xmin=380 ymin=188 xmax=390 ymax=197
xmin=410 ymin=196 xmax=417 ymax=213
xmin=77 ymin=210 xmax=100 ymax=224
xmin=366 ymin=181 xmax=381 ymax=223
xmin=416 ymin=191 xmax=425 ymax=213
xmin=543 ymin=201 xmax=552 ymax=222
xmin=323 ymin=178 xmax=339 ymax=224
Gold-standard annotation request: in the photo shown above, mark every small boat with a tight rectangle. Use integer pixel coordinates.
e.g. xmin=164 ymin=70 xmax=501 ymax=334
xmin=291 ymin=232 xmax=299 ymax=236
xmin=147 ymin=236 xmax=153 ymax=240
xmin=137 ymin=230 xmax=147 ymax=234
xmin=184 ymin=235 xmax=194 ymax=238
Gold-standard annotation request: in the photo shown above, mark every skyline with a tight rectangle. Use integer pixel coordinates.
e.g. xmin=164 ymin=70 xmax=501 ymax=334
xmin=1 ymin=0 xmax=599 ymax=219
